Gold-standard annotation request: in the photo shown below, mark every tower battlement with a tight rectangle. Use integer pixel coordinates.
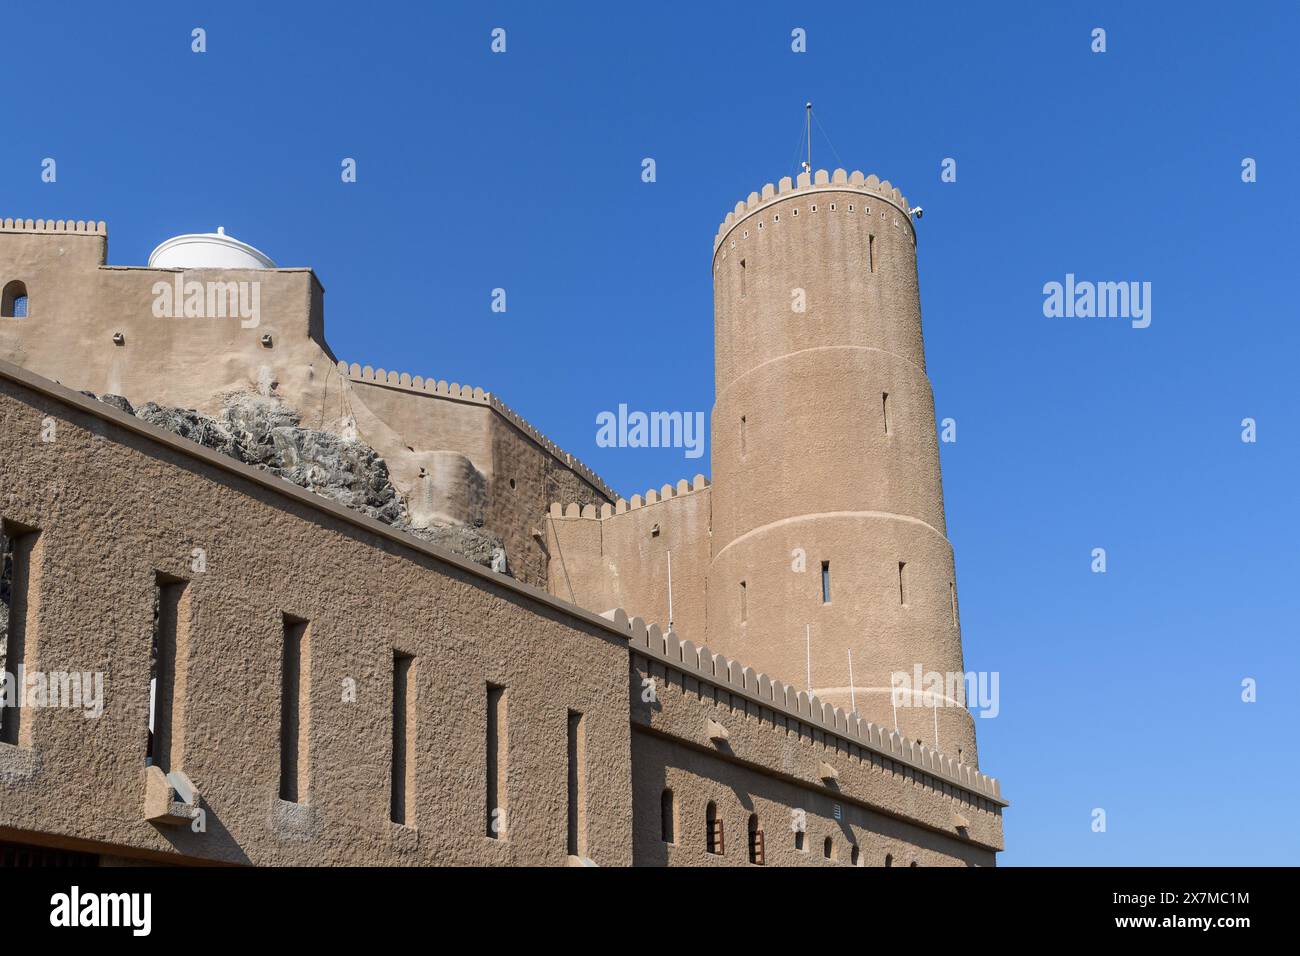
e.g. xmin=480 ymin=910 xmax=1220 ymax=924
xmin=713 ymin=168 xmax=913 ymax=254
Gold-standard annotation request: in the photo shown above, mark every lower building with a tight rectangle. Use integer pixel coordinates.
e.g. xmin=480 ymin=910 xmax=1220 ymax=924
xmin=0 ymin=361 xmax=1003 ymax=865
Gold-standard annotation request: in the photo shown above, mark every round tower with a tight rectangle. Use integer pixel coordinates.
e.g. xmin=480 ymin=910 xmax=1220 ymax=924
xmin=707 ymin=168 xmax=977 ymax=763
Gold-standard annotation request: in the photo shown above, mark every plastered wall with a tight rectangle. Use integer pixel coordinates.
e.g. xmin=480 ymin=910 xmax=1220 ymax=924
xmin=0 ymin=221 xmax=612 ymax=588
xmin=0 ymin=362 xmax=632 ymax=865
xmin=0 ymin=361 xmax=1004 ymax=865
xmin=546 ymin=478 xmax=712 ymax=640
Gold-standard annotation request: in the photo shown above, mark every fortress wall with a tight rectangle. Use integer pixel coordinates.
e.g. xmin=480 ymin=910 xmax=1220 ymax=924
xmin=346 ymin=374 xmax=496 ymax=474
xmin=711 ymin=347 xmax=947 ymax=542
xmin=339 ymin=365 xmax=614 ymax=586
xmin=1 ymin=220 xmax=335 ymax=417
xmin=632 ymin=734 xmax=991 ymax=866
xmin=613 ymin=609 xmax=1002 ymax=862
xmin=712 ymin=170 xmax=923 ymax=395
xmin=0 ymin=225 xmax=616 ymax=579
xmin=488 ymin=412 xmax=610 ymax=587
xmin=708 ymin=514 xmax=976 ymax=760
xmin=0 ymin=361 xmax=1000 ymax=867
xmin=0 ymin=362 xmax=633 ymax=865
xmin=546 ymin=478 xmax=712 ymax=643
xmin=706 ymin=171 xmax=969 ymax=749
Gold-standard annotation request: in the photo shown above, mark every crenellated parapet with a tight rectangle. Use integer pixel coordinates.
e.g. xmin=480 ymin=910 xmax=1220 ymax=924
xmin=343 ymin=360 xmax=492 ymax=403
xmin=1 ymin=217 xmax=106 ymax=235
xmin=339 ymin=360 xmax=615 ymax=500
xmin=550 ymin=474 xmax=708 ymax=520
xmin=713 ymin=168 xmax=913 ymax=255
xmin=604 ymin=607 xmax=1005 ymax=806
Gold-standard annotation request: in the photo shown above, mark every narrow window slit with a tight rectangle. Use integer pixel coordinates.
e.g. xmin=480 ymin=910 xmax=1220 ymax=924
xmin=661 ymin=789 xmax=676 ymax=844
xmin=0 ymin=524 xmax=41 ymax=747
xmin=390 ymin=651 xmax=415 ymax=825
xmin=149 ymin=573 xmax=190 ymax=772
xmin=486 ymin=684 xmax=507 ymax=838
xmin=278 ymin=615 xmax=310 ymax=802
xmin=567 ymin=710 xmax=587 ymax=856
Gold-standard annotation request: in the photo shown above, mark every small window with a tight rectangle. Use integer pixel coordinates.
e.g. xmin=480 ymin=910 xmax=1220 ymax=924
xmin=740 ymin=414 xmax=747 ymax=457
xmin=898 ymin=561 xmax=907 ymax=605
xmin=882 ymin=392 xmax=891 ymax=434
xmin=747 ymin=814 xmax=764 ymax=865
xmin=661 ymin=789 xmax=676 ymax=844
xmin=795 ymin=830 xmax=805 ymax=852
xmin=740 ymin=259 xmax=746 ymax=297
xmin=740 ymin=580 xmax=747 ymax=623
xmin=823 ymin=836 xmax=834 ymax=860
xmin=821 ymin=561 xmax=831 ymax=604
xmin=706 ymin=801 xmax=724 ymax=855
xmin=1 ymin=281 xmax=28 ymax=319
xmin=885 ymin=853 xmax=893 ymax=867
xmin=869 ymin=235 xmax=875 ymax=273
xmin=851 ymin=845 xmax=861 ymax=866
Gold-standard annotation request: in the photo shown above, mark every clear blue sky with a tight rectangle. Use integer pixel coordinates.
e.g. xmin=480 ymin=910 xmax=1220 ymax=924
xmin=4 ymin=1 xmax=1296 ymax=865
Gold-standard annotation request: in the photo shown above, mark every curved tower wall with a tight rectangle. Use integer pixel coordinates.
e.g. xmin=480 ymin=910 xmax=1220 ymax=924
xmin=707 ymin=169 xmax=977 ymax=763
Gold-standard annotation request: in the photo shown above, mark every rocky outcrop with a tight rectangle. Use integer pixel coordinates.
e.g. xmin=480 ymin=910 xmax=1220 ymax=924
xmin=221 ymin=395 xmax=404 ymax=525
xmin=81 ymin=393 xmax=508 ymax=574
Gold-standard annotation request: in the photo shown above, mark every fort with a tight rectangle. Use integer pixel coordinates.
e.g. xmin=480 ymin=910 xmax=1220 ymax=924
xmin=0 ymin=165 xmax=1006 ymax=866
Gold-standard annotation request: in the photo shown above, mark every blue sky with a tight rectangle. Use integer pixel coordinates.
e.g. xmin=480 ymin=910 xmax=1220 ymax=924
xmin=4 ymin=1 xmax=1296 ymax=865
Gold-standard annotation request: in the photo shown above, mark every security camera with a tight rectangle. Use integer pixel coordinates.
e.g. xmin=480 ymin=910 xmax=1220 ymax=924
xmin=912 ymin=206 xmax=924 ymax=220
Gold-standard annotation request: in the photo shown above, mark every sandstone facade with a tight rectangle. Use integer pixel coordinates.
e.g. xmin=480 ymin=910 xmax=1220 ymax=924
xmin=0 ymin=167 xmax=1006 ymax=866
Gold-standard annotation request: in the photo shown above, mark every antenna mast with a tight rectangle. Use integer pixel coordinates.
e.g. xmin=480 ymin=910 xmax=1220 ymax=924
xmin=803 ymin=101 xmax=812 ymax=173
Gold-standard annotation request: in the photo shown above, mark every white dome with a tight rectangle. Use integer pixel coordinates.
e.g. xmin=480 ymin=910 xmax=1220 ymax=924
xmin=148 ymin=226 xmax=275 ymax=269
